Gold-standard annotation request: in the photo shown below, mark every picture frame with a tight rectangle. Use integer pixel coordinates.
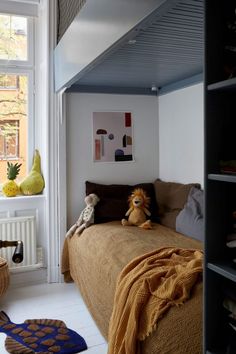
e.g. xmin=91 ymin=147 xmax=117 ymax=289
xmin=93 ymin=111 xmax=134 ymax=162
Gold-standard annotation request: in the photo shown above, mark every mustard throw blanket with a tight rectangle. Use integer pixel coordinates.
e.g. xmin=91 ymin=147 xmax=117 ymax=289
xmin=108 ymin=246 xmax=203 ymax=354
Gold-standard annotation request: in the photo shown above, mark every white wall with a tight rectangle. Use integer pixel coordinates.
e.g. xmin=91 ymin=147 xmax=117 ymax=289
xmin=158 ymin=83 xmax=204 ymax=186
xmin=66 ymin=93 xmax=159 ymax=226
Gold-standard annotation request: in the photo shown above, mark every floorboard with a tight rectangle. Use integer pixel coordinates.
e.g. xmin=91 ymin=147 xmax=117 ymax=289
xmin=0 ymin=283 xmax=108 ymax=353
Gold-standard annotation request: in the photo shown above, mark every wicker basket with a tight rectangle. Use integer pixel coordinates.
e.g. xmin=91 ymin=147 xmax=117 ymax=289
xmin=0 ymin=257 xmax=9 ymax=298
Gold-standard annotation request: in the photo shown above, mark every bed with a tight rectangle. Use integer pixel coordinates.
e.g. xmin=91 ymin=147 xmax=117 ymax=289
xmin=61 ymin=180 xmax=204 ymax=354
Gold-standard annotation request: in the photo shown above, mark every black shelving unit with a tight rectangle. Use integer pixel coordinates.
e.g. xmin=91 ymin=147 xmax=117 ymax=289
xmin=205 ymin=0 xmax=236 ymax=353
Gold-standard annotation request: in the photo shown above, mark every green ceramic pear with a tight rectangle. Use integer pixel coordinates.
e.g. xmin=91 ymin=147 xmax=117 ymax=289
xmin=20 ymin=149 xmax=45 ymax=195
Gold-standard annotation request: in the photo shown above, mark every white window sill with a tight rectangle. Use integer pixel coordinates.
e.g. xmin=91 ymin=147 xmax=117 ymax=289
xmin=0 ymin=193 xmax=45 ymax=201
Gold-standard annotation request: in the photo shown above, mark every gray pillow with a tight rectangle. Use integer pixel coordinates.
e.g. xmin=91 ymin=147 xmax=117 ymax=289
xmin=176 ymin=187 xmax=204 ymax=242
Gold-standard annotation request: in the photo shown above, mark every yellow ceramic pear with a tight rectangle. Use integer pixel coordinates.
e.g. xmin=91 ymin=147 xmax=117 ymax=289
xmin=20 ymin=149 xmax=45 ymax=195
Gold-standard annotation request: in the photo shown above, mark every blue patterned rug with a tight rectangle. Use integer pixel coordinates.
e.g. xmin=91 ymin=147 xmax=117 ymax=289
xmin=0 ymin=311 xmax=87 ymax=353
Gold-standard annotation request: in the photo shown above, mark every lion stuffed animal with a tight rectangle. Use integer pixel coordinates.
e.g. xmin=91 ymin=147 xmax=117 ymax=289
xmin=121 ymin=188 xmax=152 ymax=229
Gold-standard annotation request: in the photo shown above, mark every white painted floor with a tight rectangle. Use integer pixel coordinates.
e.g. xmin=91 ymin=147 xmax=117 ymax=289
xmin=0 ymin=283 xmax=108 ymax=354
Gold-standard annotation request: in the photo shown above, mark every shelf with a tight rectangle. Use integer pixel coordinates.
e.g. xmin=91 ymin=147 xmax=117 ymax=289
xmin=206 ymin=348 xmax=230 ymax=354
xmin=207 ymin=262 xmax=236 ymax=282
xmin=208 ymin=174 xmax=236 ymax=183
xmin=207 ymin=77 xmax=236 ymax=91
xmin=206 ymin=350 xmax=226 ymax=354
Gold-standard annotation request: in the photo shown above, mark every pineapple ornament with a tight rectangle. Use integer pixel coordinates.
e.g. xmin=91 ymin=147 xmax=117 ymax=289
xmin=2 ymin=162 xmax=22 ymax=197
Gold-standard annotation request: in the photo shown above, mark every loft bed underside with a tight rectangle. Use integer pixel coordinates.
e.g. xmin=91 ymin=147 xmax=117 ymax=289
xmin=55 ymin=0 xmax=204 ymax=95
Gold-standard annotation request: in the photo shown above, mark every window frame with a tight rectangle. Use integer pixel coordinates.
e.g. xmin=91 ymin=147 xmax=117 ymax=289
xmin=0 ymin=13 xmax=35 ymax=174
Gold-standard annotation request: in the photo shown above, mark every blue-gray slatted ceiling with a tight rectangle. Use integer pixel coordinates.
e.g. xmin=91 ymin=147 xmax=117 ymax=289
xmin=69 ymin=0 xmax=203 ymax=93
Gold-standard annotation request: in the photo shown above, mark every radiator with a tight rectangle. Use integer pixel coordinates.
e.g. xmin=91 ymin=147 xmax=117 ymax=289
xmin=0 ymin=216 xmax=37 ymax=270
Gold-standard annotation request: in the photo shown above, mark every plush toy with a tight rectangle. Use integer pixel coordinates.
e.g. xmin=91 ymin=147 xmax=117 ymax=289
xmin=121 ymin=188 xmax=152 ymax=229
xmin=66 ymin=193 xmax=100 ymax=237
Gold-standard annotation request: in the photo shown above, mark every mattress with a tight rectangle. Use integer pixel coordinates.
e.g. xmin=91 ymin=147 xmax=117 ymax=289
xmin=61 ymin=221 xmax=203 ymax=354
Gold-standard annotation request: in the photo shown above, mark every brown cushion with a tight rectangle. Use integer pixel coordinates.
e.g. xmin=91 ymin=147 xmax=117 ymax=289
xmin=86 ymin=181 xmax=158 ymax=223
xmin=154 ymin=179 xmax=201 ymax=230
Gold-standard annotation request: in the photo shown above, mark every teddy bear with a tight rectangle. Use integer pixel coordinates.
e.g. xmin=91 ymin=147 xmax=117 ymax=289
xmin=66 ymin=193 xmax=100 ymax=237
xmin=121 ymin=188 xmax=152 ymax=229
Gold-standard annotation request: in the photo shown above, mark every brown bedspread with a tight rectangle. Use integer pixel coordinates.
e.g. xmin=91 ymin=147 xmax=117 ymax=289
xmin=61 ymin=221 xmax=203 ymax=354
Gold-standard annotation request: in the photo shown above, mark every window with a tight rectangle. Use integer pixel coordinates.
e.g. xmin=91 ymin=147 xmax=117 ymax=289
xmin=0 ymin=11 xmax=34 ymax=181
xmin=0 ymin=120 xmax=19 ymax=158
xmin=0 ymin=14 xmax=28 ymax=61
xmin=0 ymin=74 xmax=20 ymax=90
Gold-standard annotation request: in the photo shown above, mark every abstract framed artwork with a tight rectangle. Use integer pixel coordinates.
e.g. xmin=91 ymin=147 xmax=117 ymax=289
xmin=93 ymin=111 xmax=134 ymax=162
